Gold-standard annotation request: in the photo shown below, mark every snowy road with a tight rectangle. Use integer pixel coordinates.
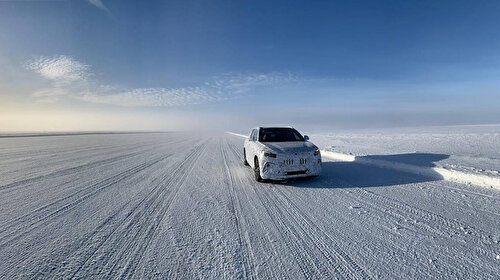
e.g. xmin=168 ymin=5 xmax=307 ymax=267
xmin=0 ymin=133 xmax=499 ymax=279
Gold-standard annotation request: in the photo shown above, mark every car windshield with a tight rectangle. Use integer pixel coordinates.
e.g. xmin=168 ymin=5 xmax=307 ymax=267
xmin=259 ymin=128 xmax=304 ymax=142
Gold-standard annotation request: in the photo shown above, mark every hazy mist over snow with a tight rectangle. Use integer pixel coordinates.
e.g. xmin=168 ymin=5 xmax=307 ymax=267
xmin=1 ymin=0 xmax=500 ymax=132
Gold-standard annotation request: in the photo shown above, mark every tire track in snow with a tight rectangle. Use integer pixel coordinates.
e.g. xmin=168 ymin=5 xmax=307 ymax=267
xmin=0 ymin=139 xmax=129 ymax=166
xmin=0 ymin=137 xmax=191 ymax=238
xmin=419 ymin=181 xmax=500 ymax=217
xmin=0 ymin=140 xmax=157 ymax=190
xmin=224 ymin=139 xmax=321 ymax=278
xmin=0 ymin=137 xmax=188 ymax=191
xmin=0 ymin=152 xmax=172 ymax=248
xmin=117 ymin=138 xmax=210 ymax=279
xmin=349 ymin=186 xmax=499 ymax=246
xmin=0 ymin=152 xmax=176 ymax=279
xmin=220 ymin=138 xmax=255 ymax=279
xmin=0 ymin=150 xmax=145 ymax=192
xmin=22 ymin=137 xmax=203 ymax=279
xmin=333 ymin=182 xmax=500 ymax=277
xmin=60 ymin=138 xmax=210 ymax=279
xmin=223 ymin=138 xmax=293 ymax=279
xmin=252 ymin=184 xmax=344 ymax=279
xmin=259 ymin=184 xmax=372 ymax=280
xmin=276 ymin=185 xmax=438 ymax=279
xmin=436 ymin=183 xmax=500 ymax=201
xmin=0 ymin=137 xmax=191 ymax=237
xmin=271 ymin=187 xmax=373 ymax=280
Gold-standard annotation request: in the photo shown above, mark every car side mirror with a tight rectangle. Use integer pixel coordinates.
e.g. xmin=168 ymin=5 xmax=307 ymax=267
xmin=304 ymin=135 xmax=309 ymax=141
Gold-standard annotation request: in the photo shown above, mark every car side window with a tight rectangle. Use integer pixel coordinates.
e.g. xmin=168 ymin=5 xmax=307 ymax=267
xmin=253 ymin=129 xmax=258 ymax=141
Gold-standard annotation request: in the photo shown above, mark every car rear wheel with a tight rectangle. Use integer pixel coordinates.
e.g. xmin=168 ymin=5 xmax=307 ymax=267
xmin=254 ymin=157 xmax=263 ymax=182
xmin=243 ymin=149 xmax=249 ymax=166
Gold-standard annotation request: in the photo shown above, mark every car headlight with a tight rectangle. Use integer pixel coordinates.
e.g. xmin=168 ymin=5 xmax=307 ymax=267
xmin=262 ymin=151 xmax=277 ymax=158
xmin=314 ymin=148 xmax=320 ymax=156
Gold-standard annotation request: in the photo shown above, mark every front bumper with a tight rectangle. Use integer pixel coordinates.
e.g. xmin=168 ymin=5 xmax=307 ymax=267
xmin=260 ymin=153 xmax=322 ymax=180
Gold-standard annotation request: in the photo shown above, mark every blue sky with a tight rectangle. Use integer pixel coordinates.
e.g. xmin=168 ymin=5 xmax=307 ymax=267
xmin=1 ymin=0 xmax=499 ymax=131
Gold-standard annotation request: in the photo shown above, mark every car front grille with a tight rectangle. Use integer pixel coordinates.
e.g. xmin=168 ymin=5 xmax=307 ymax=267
xmin=284 ymin=158 xmax=308 ymax=165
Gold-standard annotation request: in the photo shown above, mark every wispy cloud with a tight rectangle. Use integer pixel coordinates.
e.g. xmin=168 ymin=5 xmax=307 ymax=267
xmin=207 ymin=72 xmax=296 ymax=94
xmin=88 ymin=0 xmax=109 ymax=12
xmin=80 ymin=87 xmax=224 ymax=107
xmin=32 ymin=88 xmax=67 ymax=103
xmin=27 ymin=55 xmax=91 ymax=83
xmin=3 ymin=0 xmax=111 ymax=13
xmin=26 ymin=55 xmax=296 ymax=107
xmin=26 ymin=55 xmax=92 ymax=102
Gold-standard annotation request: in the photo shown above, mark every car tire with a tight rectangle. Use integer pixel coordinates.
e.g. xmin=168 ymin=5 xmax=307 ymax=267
xmin=243 ymin=149 xmax=249 ymax=166
xmin=254 ymin=157 xmax=263 ymax=182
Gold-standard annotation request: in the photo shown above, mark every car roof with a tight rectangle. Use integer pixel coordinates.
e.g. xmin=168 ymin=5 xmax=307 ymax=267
xmin=254 ymin=126 xmax=294 ymax=130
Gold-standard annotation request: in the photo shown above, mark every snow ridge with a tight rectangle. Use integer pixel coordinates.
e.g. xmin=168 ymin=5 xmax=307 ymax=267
xmin=226 ymin=132 xmax=248 ymax=138
xmin=320 ymin=151 xmax=500 ymax=190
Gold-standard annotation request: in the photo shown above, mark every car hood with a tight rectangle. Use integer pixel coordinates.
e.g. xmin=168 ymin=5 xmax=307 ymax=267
xmin=262 ymin=141 xmax=317 ymax=154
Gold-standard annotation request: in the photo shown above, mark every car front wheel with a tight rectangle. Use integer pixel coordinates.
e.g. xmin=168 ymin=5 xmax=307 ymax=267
xmin=254 ymin=157 xmax=263 ymax=182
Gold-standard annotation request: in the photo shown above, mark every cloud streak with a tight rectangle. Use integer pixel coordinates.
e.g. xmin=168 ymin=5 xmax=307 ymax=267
xmin=80 ymin=87 xmax=224 ymax=107
xmin=88 ymin=0 xmax=109 ymax=12
xmin=26 ymin=55 xmax=295 ymax=107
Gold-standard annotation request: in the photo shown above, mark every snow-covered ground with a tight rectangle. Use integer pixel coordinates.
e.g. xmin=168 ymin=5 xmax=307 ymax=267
xmin=0 ymin=130 xmax=499 ymax=279
xmin=311 ymin=125 xmax=500 ymax=181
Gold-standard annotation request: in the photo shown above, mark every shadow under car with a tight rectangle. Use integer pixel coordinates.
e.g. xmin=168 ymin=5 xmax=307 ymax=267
xmin=272 ymin=152 xmax=450 ymax=189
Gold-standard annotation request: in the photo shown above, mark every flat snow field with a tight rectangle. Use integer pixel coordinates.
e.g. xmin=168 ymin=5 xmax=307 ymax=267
xmin=0 ymin=132 xmax=499 ymax=279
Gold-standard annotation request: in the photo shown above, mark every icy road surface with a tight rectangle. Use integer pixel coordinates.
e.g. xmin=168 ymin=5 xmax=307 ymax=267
xmin=0 ymin=132 xmax=499 ymax=279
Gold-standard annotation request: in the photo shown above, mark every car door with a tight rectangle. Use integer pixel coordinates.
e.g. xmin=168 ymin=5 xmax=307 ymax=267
xmin=253 ymin=128 xmax=262 ymax=166
xmin=248 ymin=129 xmax=258 ymax=168
xmin=244 ymin=130 xmax=254 ymax=165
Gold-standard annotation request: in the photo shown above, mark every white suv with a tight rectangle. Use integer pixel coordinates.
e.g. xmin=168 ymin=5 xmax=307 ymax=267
xmin=244 ymin=127 xmax=322 ymax=181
